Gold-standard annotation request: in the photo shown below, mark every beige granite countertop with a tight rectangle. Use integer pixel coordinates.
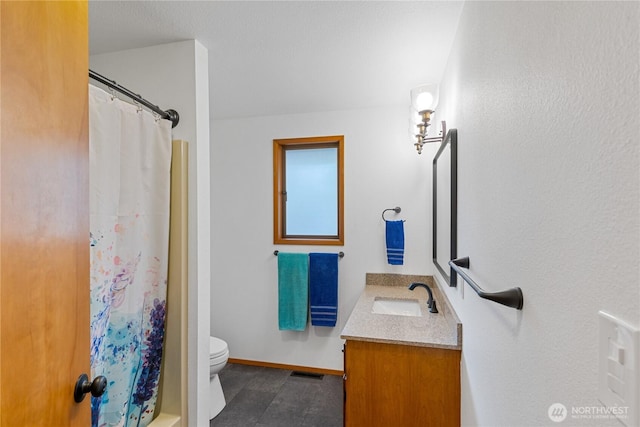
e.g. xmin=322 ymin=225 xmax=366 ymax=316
xmin=340 ymin=273 xmax=462 ymax=350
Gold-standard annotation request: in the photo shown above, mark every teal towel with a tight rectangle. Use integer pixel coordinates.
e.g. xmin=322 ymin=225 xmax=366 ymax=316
xmin=278 ymin=253 xmax=309 ymax=331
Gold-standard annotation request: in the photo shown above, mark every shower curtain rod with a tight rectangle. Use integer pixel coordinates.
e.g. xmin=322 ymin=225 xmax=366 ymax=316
xmin=89 ymin=69 xmax=180 ymax=128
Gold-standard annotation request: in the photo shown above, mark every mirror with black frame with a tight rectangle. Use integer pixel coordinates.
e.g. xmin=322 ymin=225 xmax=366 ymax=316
xmin=432 ymin=129 xmax=457 ymax=286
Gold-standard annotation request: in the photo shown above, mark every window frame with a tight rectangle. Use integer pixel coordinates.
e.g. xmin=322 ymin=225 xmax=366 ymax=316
xmin=273 ymin=135 xmax=344 ymax=246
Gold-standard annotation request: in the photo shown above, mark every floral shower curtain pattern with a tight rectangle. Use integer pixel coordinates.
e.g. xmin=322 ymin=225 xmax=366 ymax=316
xmin=89 ymin=84 xmax=172 ymax=427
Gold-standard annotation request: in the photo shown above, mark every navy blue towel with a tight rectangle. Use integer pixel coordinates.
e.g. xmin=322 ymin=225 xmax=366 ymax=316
xmin=309 ymin=253 xmax=339 ymax=327
xmin=385 ymin=220 xmax=405 ymax=265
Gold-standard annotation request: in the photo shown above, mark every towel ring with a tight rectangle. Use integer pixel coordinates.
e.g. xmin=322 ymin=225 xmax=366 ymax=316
xmin=382 ymin=207 xmax=401 ymax=222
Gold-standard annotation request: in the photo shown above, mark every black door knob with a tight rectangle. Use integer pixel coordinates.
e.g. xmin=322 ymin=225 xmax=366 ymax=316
xmin=74 ymin=373 xmax=107 ymax=403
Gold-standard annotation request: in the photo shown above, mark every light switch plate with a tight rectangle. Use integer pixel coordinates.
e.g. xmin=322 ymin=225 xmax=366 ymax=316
xmin=598 ymin=311 xmax=639 ymax=427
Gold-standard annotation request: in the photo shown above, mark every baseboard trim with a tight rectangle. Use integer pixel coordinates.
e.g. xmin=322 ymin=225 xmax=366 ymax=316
xmin=228 ymin=358 xmax=343 ymax=377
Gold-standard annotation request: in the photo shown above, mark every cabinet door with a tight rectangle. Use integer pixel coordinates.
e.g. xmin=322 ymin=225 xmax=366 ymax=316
xmin=343 ymin=343 xmax=347 ymax=427
xmin=344 ymin=340 xmax=460 ymax=427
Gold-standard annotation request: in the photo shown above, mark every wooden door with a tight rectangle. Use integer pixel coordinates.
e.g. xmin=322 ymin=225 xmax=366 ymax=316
xmin=0 ymin=2 xmax=90 ymax=426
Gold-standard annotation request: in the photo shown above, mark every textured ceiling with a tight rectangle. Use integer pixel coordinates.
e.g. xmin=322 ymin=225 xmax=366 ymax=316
xmin=89 ymin=1 xmax=463 ymax=120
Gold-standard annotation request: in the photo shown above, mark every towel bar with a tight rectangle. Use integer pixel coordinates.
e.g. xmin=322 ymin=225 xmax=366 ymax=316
xmin=274 ymin=250 xmax=344 ymax=258
xmin=448 ymin=257 xmax=523 ymax=310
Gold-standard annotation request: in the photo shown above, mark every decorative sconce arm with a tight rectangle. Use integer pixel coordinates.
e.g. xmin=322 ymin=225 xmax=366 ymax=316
xmin=413 ymin=120 xmax=447 ymax=154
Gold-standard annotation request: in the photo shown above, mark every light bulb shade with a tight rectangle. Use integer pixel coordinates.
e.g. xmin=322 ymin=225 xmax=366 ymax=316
xmin=411 ymin=84 xmax=439 ymax=113
xmin=409 ymin=107 xmax=421 ymax=126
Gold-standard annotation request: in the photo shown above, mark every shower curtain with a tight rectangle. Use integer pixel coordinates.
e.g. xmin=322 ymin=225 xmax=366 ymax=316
xmin=89 ymin=84 xmax=172 ymax=427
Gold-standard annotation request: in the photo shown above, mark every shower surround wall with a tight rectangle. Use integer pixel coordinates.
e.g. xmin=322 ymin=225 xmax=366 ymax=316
xmin=429 ymin=2 xmax=639 ymax=426
xmin=211 ymin=106 xmax=432 ymax=371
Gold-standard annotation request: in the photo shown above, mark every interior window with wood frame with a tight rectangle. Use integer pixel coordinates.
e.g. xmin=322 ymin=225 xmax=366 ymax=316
xmin=273 ymin=135 xmax=344 ymax=245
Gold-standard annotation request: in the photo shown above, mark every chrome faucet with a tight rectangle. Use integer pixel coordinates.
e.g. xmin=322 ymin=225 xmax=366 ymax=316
xmin=408 ymin=282 xmax=438 ymax=313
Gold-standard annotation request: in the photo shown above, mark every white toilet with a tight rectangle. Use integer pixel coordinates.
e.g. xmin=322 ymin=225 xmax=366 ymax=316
xmin=209 ymin=336 xmax=229 ymax=419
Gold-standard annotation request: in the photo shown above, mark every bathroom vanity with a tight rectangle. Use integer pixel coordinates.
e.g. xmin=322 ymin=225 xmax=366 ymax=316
xmin=341 ymin=274 xmax=462 ymax=427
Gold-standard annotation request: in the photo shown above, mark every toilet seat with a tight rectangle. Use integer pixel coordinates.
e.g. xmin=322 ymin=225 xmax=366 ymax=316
xmin=210 ymin=351 xmax=228 ymax=367
xmin=209 ymin=336 xmax=229 ymax=368
xmin=210 ymin=336 xmax=227 ymax=357
xmin=210 ymin=336 xmax=228 ymax=359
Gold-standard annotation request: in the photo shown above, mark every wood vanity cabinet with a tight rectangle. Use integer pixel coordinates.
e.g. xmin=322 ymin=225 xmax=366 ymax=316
xmin=343 ymin=339 xmax=461 ymax=427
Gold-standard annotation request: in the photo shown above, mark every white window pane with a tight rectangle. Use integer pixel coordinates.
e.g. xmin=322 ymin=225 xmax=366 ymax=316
xmin=285 ymin=147 xmax=338 ymax=236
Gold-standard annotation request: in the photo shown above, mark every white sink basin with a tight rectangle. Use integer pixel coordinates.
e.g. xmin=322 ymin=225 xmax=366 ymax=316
xmin=371 ymin=297 xmax=422 ymax=317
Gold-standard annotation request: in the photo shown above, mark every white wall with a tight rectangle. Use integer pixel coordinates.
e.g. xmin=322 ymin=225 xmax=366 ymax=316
xmin=91 ymin=40 xmax=212 ymax=427
xmin=210 ymin=106 xmax=432 ymax=370
xmin=433 ymin=2 xmax=639 ymax=426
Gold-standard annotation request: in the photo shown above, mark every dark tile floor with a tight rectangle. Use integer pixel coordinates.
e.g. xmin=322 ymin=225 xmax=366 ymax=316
xmin=210 ymin=363 xmax=343 ymax=427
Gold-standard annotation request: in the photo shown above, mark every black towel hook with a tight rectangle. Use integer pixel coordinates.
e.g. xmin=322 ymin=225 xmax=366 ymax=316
xmin=382 ymin=206 xmax=402 ymax=222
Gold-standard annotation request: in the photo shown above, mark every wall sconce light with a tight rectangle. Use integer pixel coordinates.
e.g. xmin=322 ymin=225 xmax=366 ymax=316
xmin=410 ymin=84 xmax=446 ymax=154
